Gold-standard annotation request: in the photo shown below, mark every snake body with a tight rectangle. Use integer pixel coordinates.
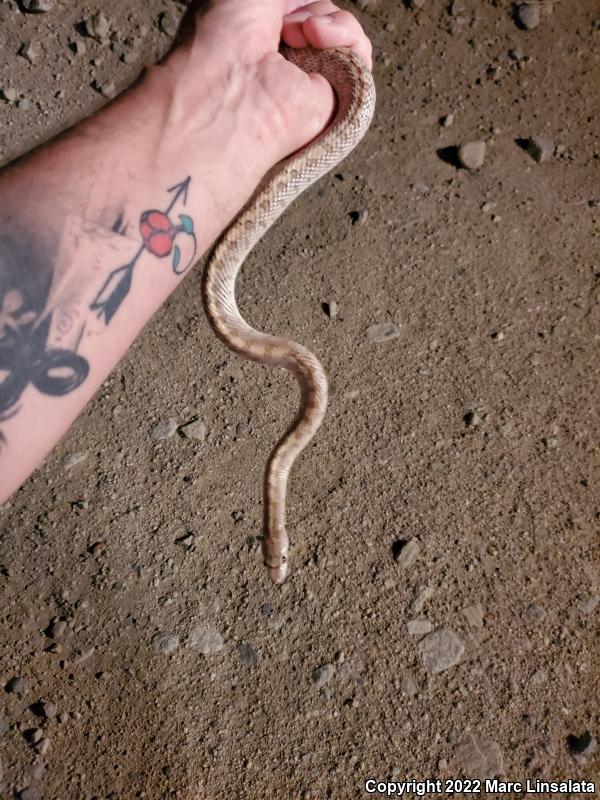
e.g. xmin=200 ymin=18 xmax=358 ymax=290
xmin=202 ymin=46 xmax=376 ymax=584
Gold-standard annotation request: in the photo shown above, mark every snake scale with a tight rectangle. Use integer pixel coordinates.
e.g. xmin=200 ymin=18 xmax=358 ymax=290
xmin=202 ymin=45 xmax=376 ymax=584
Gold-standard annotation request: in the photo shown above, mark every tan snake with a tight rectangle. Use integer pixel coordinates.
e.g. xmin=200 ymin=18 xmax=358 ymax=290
xmin=202 ymin=45 xmax=376 ymax=584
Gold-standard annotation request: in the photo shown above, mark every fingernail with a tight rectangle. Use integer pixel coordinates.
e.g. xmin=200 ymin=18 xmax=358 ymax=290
xmin=319 ymin=15 xmax=335 ymax=23
xmin=284 ymin=9 xmax=311 ymax=23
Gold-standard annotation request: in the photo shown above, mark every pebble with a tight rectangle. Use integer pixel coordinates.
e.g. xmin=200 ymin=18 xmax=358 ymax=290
xmin=400 ymin=672 xmax=418 ymax=697
xmin=19 ymin=42 xmax=41 ymax=63
xmin=580 ymin=595 xmax=599 ymax=614
xmin=322 ymin=300 xmax=339 ymax=320
xmin=462 ymin=603 xmax=484 ymax=628
xmin=35 ymin=737 xmax=50 ymax=756
xmin=61 ymin=452 xmax=88 ymax=469
xmin=85 ymin=11 xmax=111 ymax=40
xmin=392 ymin=538 xmax=421 ymax=570
xmin=543 ymin=436 xmax=559 ymax=449
xmin=159 ymin=11 xmax=178 ymax=36
xmin=179 ymin=420 xmax=207 ymax=441
xmin=441 ymin=112 xmax=455 ymax=127
xmin=413 ymin=585 xmax=434 ymax=613
xmin=525 ymin=603 xmax=546 ymax=621
xmin=418 ymin=629 xmax=465 ymax=674
xmin=19 ymin=788 xmax=43 ymax=800
xmin=25 ymin=728 xmax=44 ymax=745
xmin=525 ymin=136 xmax=554 ymax=163
xmin=349 ymin=208 xmax=368 ymax=225
xmin=188 ymin=626 xmax=224 ymax=655
xmin=455 ymin=733 xmax=504 ymax=777
xmin=407 ymin=619 xmax=433 ymax=636
xmin=152 ymin=632 xmax=179 ymax=654
xmin=1 ymin=87 xmax=18 ymax=103
xmin=47 ymin=618 xmax=67 ymax=639
xmin=32 ymin=701 xmax=57 ymax=720
xmin=237 ymin=643 xmax=259 ymax=666
xmin=409 ymin=0 xmax=427 ymax=8
xmin=0 ymin=716 xmax=9 ymax=736
xmin=73 ymin=647 xmax=95 ymax=664
xmin=18 ymin=98 xmax=31 ymax=110
xmin=566 ymin=731 xmax=597 ymax=764
xmin=21 ymin=0 xmax=55 ymax=10
xmin=5 ymin=676 xmax=28 ymax=694
xmin=312 ymin=663 xmax=334 ymax=689
xmin=175 ymin=532 xmax=195 ymax=548
xmin=150 ymin=418 xmax=178 ymax=441
xmin=366 ymin=322 xmax=400 ymax=343
xmin=457 ymin=140 xmax=486 ymax=170
xmin=516 ymin=2 xmax=540 ymax=30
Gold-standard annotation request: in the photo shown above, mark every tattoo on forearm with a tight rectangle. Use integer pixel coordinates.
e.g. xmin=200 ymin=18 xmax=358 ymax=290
xmin=90 ymin=176 xmax=196 ymax=323
xmin=0 ymin=176 xmax=195 ymax=447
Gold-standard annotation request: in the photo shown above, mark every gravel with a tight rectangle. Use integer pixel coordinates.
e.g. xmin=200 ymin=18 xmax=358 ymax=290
xmin=152 ymin=632 xmax=180 ymax=654
xmin=515 ymin=2 xmax=540 ymax=30
xmin=455 ymin=732 xmax=504 ymax=777
xmin=188 ymin=627 xmax=224 ymax=655
xmin=5 ymin=676 xmax=28 ymax=694
xmin=407 ymin=619 xmax=433 ymax=636
xmin=236 ymin=643 xmax=259 ymax=666
xmin=311 ymin=663 xmax=334 ymax=690
xmin=457 ymin=140 xmax=486 ymax=170
xmin=418 ymin=629 xmax=465 ymax=674
xmin=366 ymin=322 xmax=400 ymax=343
xmin=462 ymin=603 xmax=484 ymax=628
xmin=392 ymin=538 xmax=421 ymax=570
xmin=150 ymin=418 xmax=178 ymax=441
xmin=525 ymin=136 xmax=554 ymax=163
xmin=179 ymin=420 xmax=208 ymax=441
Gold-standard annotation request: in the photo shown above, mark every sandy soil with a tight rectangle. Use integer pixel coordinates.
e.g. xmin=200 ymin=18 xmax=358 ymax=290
xmin=1 ymin=0 xmax=599 ymax=798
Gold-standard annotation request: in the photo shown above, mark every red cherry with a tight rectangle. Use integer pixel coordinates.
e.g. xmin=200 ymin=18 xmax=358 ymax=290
xmin=148 ymin=232 xmax=174 ymax=257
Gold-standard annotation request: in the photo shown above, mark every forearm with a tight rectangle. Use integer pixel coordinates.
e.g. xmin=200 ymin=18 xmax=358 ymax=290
xmin=0 ymin=61 xmax=267 ymax=502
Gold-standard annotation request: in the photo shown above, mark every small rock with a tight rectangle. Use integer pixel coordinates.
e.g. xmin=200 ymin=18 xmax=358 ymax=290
xmin=85 ymin=11 xmax=110 ymax=40
xmin=73 ymin=647 xmax=95 ymax=664
xmin=5 ymin=676 xmax=27 ymax=695
xmin=1 ymin=87 xmax=18 ymax=103
xmin=152 ymin=632 xmax=179 ymax=654
xmin=400 ymin=672 xmax=418 ymax=697
xmin=312 ymin=663 xmax=334 ymax=689
xmin=525 ymin=603 xmax=546 ymax=621
xmin=19 ymin=787 xmax=43 ymax=800
xmin=322 ymin=300 xmax=339 ymax=320
xmin=455 ymin=733 xmax=504 ymax=778
xmin=175 ymin=532 xmax=195 ymax=548
xmin=31 ymin=701 xmax=57 ymax=720
xmin=392 ymin=538 xmax=420 ymax=570
xmin=21 ymin=0 xmax=55 ymax=10
xmin=366 ymin=322 xmax=400 ymax=343
xmin=462 ymin=603 xmax=484 ymax=628
xmin=24 ymin=728 xmax=44 ymax=745
xmin=231 ymin=510 xmax=244 ymax=523
xmin=464 ymin=410 xmax=481 ymax=428
xmin=0 ymin=716 xmax=9 ymax=735
xmin=441 ymin=112 xmax=455 ymax=127
xmin=407 ymin=619 xmax=433 ymax=636
xmin=159 ymin=11 xmax=178 ymax=36
xmin=19 ymin=41 xmax=41 ymax=63
xmin=580 ymin=595 xmax=599 ymax=614
xmin=515 ymin=2 xmax=540 ymax=30
xmin=188 ymin=626 xmax=224 ymax=655
xmin=543 ymin=436 xmax=559 ymax=449
xmin=35 ymin=737 xmax=50 ymax=756
xmin=409 ymin=0 xmax=426 ymax=7
xmin=150 ymin=418 xmax=178 ymax=441
xmin=18 ymin=98 xmax=31 ymax=110
xmin=97 ymin=81 xmax=117 ymax=99
xmin=525 ymin=136 xmax=554 ymax=163
xmin=260 ymin=603 xmax=273 ymax=617
xmin=508 ymin=46 xmax=525 ymax=61
xmin=237 ymin=643 xmax=259 ymax=666
xmin=349 ymin=208 xmax=368 ymax=225
xmin=46 ymin=619 xmax=67 ymax=639
xmin=457 ymin=140 xmax=486 ymax=170
xmin=566 ymin=732 xmax=597 ymax=764
xmin=61 ymin=452 xmax=88 ymax=469
xmin=418 ymin=629 xmax=464 ymax=674
xmin=412 ymin=585 xmax=434 ymax=613
xmin=179 ymin=420 xmax=207 ymax=441
xmin=88 ymin=541 xmax=106 ymax=557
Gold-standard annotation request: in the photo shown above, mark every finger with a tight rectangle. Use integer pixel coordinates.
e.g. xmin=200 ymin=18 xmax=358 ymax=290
xmin=283 ymin=9 xmax=372 ymax=69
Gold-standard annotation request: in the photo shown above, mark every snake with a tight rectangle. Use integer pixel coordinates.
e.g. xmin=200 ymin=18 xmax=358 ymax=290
xmin=202 ymin=45 xmax=376 ymax=584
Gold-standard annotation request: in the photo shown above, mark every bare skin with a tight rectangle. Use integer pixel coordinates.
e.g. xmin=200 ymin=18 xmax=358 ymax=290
xmin=0 ymin=0 xmax=372 ymax=503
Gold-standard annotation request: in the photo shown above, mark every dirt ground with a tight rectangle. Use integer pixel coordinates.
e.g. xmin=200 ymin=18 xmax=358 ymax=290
xmin=1 ymin=0 xmax=599 ymax=798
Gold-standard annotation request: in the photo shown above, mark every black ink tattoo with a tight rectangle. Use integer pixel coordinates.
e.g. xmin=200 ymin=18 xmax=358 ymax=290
xmin=90 ymin=176 xmax=197 ymax=324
